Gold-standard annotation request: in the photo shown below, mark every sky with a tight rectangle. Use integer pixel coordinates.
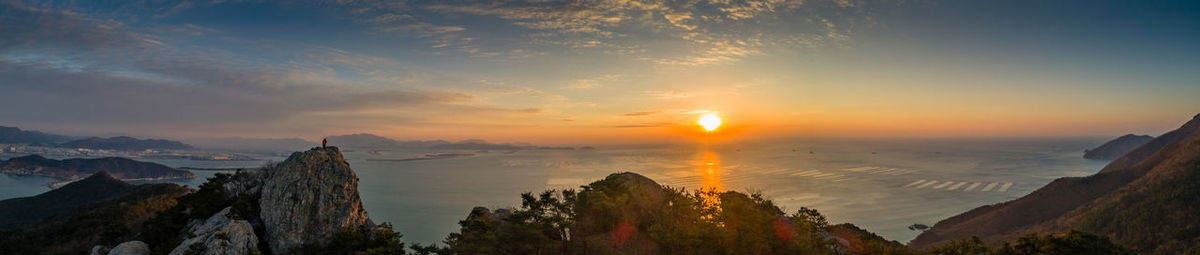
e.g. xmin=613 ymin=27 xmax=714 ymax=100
xmin=1 ymin=0 xmax=1198 ymax=145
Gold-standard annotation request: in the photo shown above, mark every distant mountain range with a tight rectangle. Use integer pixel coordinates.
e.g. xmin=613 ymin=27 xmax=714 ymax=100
xmin=57 ymin=136 xmax=194 ymax=151
xmin=911 ymin=113 xmax=1200 ymax=253
xmin=1 ymin=126 xmax=196 ymax=151
xmin=183 ymin=137 xmax=314 ymax=154
xmin=326 ymin=133 xmax=581 ymax=150
xmin=0 ymin=155 xmax=194 ymax=181
xmin=0 ymin=126 xmax=75 ymax=145
xmin=1083 ymin=134 xmax=1154 ymax=160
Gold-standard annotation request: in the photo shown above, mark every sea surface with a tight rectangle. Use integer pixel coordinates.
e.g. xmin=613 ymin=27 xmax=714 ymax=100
xmin=1 ymin=138 xmax=1112 ymax=246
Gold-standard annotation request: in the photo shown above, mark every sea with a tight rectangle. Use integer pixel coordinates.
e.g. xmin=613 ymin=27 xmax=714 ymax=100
xmin=0 ymin=137 xmax=1112 ymax=246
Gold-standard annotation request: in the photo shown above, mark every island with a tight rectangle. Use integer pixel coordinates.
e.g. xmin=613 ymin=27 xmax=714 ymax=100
xmin=0 ymin=155 xmax=194 ymax=187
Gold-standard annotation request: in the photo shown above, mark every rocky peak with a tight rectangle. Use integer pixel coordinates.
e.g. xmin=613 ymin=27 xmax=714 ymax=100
xmin=258 ymin=146 xmax=371 ymax=254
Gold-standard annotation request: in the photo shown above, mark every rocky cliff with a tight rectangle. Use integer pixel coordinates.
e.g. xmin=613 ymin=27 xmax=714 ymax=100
xmin=258 ymin=146 xmax=372 ymax=254
xmin=1083 ymin=134 xmax=1153 ymax=160
xmin=911 ymin=113 xmax=1200 ymax=253
xmin=169 ymin=207 xmax=260 ymax=255
xmin=156 ymin=146 xmax=375 ymax=254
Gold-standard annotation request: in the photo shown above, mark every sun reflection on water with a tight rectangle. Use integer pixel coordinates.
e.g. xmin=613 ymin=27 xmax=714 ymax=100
xmin=698 ymin=150 xmax=723 ymax=192
xmin=696 ymin=149 xmax=723 ymax=210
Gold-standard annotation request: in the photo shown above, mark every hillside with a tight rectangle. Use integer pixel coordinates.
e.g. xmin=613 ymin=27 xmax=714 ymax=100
xmin=434 ymin=172 xmax=914 ymax=255
xmin=0 ymin=126 xmax=74 ymax=145
xmin=58 ymin=136 xmax=193 ymax=151
xmin=0 ymin=171 xmax=188 ymax=229
xmin=911 ymin=113 xmax=1200 ymax=253
xmin=0 ymin=154 xmax=194 ymax=180
xmin=1084 ymin=134 xmax=1153 ymax=160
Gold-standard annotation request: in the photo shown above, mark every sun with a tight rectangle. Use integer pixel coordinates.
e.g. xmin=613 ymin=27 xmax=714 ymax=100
xmin=698 ymin=113 xmax=722 ymax=132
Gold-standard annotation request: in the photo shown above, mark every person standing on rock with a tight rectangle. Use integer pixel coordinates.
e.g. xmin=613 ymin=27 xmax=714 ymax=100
xmin=322 ymin=138 xmax=327 ymax=148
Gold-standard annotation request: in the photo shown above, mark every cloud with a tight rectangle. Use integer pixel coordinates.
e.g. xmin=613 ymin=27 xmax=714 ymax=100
xmin=623 ymin=110 xmax=660 ymax=116
xmin=564 ymin=74 xmax=620 ymax=89
xmin=331 ymin=0 xmax=873 ymax=65
xmin=377 ymin=22 xmax=466 ymax=36
xmin=0 ymin=3 xmax=556 ymax=137
xmin=642 ymin=91 xmax=694 ymax=100
xmin=613 ymin=123 xmax=671 ymax=128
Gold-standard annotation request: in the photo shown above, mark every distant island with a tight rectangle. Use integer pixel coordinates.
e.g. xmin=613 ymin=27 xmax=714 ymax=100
xmin=0 ymin=155 xmax=194 ymax=185
xmin=1083 ymin=134 xmax=1154 ymax=160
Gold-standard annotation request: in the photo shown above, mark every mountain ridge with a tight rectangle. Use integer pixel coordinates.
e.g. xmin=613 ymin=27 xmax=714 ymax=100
xmin=911 ymin=113 xmax=1200 ymax=253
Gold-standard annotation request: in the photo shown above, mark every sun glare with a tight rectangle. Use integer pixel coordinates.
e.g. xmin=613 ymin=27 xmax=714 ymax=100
xmin=698 ymin=113 xmax=722 ymax=132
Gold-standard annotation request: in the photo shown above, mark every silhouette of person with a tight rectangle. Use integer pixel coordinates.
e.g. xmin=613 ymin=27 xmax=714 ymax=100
xmin=322 ymin=138 xmax=327 ymax=148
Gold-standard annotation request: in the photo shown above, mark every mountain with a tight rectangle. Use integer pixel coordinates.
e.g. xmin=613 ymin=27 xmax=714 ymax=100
xmin=0 ymin=172 xmax=190 ymax=254
xmin=328 ymin=133 xmax=578 ymax=150
xmin=911 ymin=113 xmax=1200 ymax=253
xmin=325 ymin=133 xmax=399 ymax=148
xmin=184 ymin=137 xmax=314 ymax=154
xmin=0 ymin=171 xmax=188 ymax=229
xmin=58 ymin=136 xmax=194 ymax=151
xmin=0 ymin=126 xmax=74 ymax=145
xmin=1083 ymin=134 xmax=1154 ymax=160
xmin=0 ymin=154 xmax=194 ymax=180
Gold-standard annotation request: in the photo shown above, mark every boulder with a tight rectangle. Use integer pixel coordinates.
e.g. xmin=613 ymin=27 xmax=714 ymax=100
xmin=259 ymin=147 xmax=370 ymax=254
xmin=169 ymin=207 xmax=260 ymax=255
xmin=107 ymin=241 xmax=151 ymax=255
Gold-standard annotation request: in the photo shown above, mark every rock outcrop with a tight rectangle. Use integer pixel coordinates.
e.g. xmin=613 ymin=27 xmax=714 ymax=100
xmin=1083 ymin=134 xmax=1153 ymax=160
xmin=169 ymin=207 xmax=260 ymax=255
xmin=107 ymin=241 xmax=151 ymax=255
xmin=259 ymin=147 xmax=371 ymax=254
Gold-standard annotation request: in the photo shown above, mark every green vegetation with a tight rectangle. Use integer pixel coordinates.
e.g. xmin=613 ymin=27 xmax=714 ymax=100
xmin=431 ymin=173 xmax=912 ymax=255
xmin=289 ymin=223 xmax=408 ymax=255
xmin=142 ymin=172 xmax=241 ymax=254
xmin=927 ymin=231 xmax=1132 ymax=255
xmin=0 ymin=186 xmax=188 ymax=254
xmin=1069 ymin=160 xmax=1200 ymax=254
